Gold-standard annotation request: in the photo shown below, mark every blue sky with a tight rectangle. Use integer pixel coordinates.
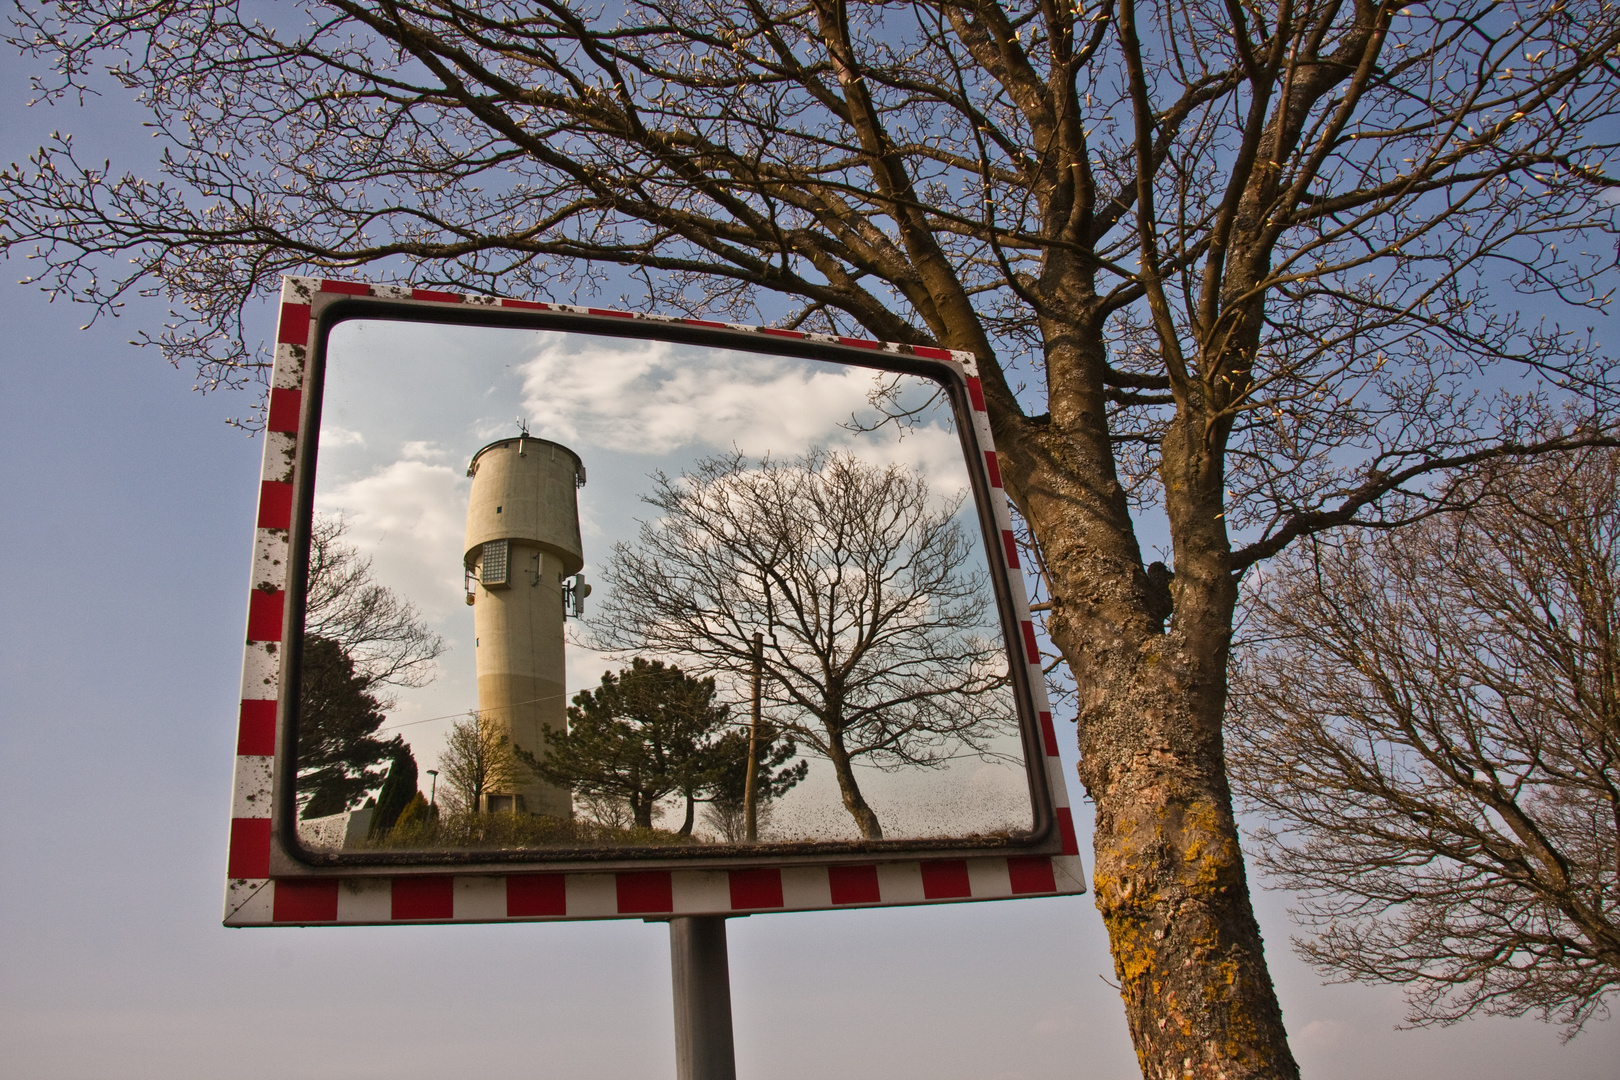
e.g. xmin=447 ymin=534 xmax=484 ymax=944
xmin=2 ymin=43 xmax=1618 ymax=1080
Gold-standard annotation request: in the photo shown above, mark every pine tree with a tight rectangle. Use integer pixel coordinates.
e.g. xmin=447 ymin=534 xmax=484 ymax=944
xmin=296 ymin=635 xmax=403 ymax=819
xmin=523 ymin=659 xmax=787 ymax=834
xmin=368 ymin=746 xmax=419 ymax=838
xmin=392 ymin=792 xmax=431 ymax=833
xmin=698 ymin=723 xmax=809 ymax=843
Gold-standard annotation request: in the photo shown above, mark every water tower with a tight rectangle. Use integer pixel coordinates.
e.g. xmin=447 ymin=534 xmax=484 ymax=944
xmin=463 ymin=433 xmax=587 ymax=818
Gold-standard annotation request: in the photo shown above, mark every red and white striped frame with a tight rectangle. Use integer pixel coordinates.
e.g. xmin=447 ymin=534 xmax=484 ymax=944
xmin=225 ymin=276 xmax=1084 ymax=926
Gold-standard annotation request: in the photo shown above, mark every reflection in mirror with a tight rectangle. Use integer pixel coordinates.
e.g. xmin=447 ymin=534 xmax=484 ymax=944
xmin=293 ymin=320 xmax=1030 ymax=857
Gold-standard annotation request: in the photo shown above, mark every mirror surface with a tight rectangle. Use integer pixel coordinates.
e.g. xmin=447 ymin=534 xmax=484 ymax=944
xmin=293 ymin=318 xmax=1032 ymax=858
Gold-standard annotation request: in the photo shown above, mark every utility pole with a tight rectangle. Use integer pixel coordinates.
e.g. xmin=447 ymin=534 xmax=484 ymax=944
xmin=742 ymin=631 xmax=763 ymax=842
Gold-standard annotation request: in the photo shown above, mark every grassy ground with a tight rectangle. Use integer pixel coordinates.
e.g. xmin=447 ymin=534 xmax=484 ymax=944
xmin=369 ymin=810 xmax=702 ymax=850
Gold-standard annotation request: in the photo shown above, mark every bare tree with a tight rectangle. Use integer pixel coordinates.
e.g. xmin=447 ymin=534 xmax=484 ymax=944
xmin=7 ymin=2 xmax=1620 ymax=1072
xmin=590 ymin=450 xmax=1011 ymax=841
xmin=574 ymin=792 xmax=636 ymax=832
xmin=1229 ymin=448 xmax=1620 ymax=1034
xmin=435 ymin=713 xmax=527 ymax=816
xmin=305 ymin=514 xmax=446 ymax=698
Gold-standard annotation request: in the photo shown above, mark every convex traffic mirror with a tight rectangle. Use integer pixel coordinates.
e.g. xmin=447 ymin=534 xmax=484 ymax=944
xmin=227 ymin=278 xmax=1082 ymax=924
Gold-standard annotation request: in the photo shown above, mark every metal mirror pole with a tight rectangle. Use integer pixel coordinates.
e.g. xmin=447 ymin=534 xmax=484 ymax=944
xmin=669 ymin=916 xmax=737 ymax=1080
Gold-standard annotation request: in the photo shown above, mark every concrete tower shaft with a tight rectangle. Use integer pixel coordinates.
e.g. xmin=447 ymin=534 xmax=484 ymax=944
xmin=464 ymin=435 xmax=585 ymax=819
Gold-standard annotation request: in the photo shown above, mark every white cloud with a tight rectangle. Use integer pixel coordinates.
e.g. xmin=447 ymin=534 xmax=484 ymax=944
xmin=319 ymin=426 xmax=366 ymax=448
xmin=399 ymin=440 xmax=447 ymax=461
xmin=836 ymin=424 xmax=972 ymax=500
xmin=517 ymin=338 xmax=887 ymax=457
xmin=313 ymin=459 xmax=469 ymax=621
xmin=515 ymin=335 xmax=974 ymax=508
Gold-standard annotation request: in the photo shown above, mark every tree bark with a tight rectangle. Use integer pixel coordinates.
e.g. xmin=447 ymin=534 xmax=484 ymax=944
xmin=993 ymin=328 xmax=1298 ymax=1077
xmin=1046 ymin=540 xmax=1294 ymax=1075
xmin=1067 ymin=621 xmax=1294 ymax=1079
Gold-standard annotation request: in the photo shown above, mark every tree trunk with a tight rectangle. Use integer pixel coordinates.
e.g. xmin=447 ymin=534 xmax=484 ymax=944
xmin=995 ymin=377 xmax=1299 ymax=1078
xmin=633 ymin=792 xmax=655 ymax=830
xmin=1070 ymin=629 xmax=1296 ymax=1080
xmin=822 ymin=730 xmax=883 ymax=840
xmin=679 ymin=792 xmax=696 ymax=836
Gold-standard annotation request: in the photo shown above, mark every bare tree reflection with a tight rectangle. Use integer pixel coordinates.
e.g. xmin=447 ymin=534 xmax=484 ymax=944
xmin=297 ymin=514 xmax=445 ymax=819
xmin=591 ymin=450 xmax=1012 ymax=840
xmin=304 ymin=515 xmax=446 ymax=697
xmin=435 ymin=713 xmax=526 ymax=815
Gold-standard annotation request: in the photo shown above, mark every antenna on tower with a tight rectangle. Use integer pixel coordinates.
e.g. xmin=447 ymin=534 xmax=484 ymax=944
xmin=516 ymin=417 xmax=531 ymax=438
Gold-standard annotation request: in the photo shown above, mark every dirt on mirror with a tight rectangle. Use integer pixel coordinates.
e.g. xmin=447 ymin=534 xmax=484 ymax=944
xmin=292 ymin=320 xmax=1033 ymax=859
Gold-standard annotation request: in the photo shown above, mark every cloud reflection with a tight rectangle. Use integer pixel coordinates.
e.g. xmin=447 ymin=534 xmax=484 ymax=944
xmin=519 ymin=337 xmax=880 ymax=455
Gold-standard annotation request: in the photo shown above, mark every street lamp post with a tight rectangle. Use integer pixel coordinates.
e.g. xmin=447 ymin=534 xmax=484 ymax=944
xmin=426 ymin=769 xmax=438 ymax=810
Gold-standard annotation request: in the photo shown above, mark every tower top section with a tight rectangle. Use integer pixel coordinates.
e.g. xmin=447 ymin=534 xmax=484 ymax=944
xmin=464 ymin=435 xmax=586 ymax=575
xmin=466 ymin=434 xmax=586 ymax=483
